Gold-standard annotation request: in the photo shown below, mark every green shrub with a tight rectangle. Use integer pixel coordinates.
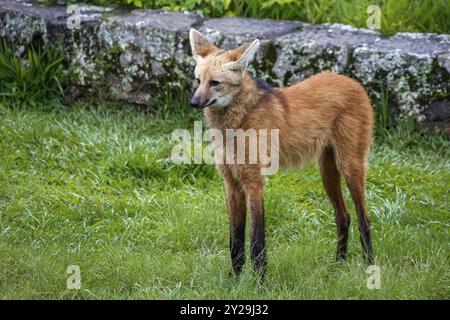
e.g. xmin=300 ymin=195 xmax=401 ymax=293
xmin=0 ymin=39 xmax=66 ymax=107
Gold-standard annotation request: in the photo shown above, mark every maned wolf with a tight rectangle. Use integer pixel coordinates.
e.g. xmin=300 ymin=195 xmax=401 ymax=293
xmin=189 ymin=28 xmax=374 ymax=279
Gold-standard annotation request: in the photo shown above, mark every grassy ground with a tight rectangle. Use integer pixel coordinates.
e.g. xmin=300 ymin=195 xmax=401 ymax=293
xmin=0 ymin=100 xmax=449 ymax=299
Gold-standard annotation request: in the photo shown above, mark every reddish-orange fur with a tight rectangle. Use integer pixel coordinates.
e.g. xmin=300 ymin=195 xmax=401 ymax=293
xmin=189 ymin=29 xmax=374 ymax=278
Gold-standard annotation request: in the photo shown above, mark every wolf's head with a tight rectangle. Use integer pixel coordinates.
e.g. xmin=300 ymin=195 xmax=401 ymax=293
xmin=189 ymin=29 xmax=260 ymax=109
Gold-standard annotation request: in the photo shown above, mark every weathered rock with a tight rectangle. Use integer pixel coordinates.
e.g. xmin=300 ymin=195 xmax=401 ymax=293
xmin=1 ymin=0 xmax=449 ymax=128
xmin=352 ymin=32 xmax=450 ymax=121
xmin=0 ymin=0 xmax=109 ymax=88
xmin=273 ymin=24 xmax=450 ymax=122
xmin=426 ymin=100 xmax=450 ymax=121
xmin=421 ymin=99 xmax=450 ymax=134
xmin=199 ymin=17 xmax=301 ymax=81
xmin=200 ymin=17 xmax=301 ymax=47
xmin=272 ymin=24 xmax=376 ymax=84
xmin=98 ymin=9 xmax=202 ymax=103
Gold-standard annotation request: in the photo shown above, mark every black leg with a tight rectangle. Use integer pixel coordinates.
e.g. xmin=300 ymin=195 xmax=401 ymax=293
xmin=248 ymin=188 xmax=267 ymax=281
xmin=225 ymin=178 xmax=247 ymax=275
xmin=319 ymin=147 xmax=351 ymax=261
xmin=345 ymin=173 xmax=374 ymax=264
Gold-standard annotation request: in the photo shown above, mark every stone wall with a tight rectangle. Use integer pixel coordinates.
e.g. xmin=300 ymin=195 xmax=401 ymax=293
xmin=1 ymin=0 xmax=449 ymax=130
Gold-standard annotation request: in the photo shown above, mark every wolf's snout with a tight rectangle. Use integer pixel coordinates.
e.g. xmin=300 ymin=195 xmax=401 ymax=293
xmin=190 ymin=95 xmax=201 ymax=108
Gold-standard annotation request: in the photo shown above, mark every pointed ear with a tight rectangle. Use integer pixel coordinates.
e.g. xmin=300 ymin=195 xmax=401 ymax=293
xmin=224 ymin=39 xmax=260 ymax=72
xmin=189 ymin=28 xmax=218 ymax=63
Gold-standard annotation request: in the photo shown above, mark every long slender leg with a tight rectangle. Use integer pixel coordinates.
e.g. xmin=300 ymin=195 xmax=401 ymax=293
xmin=224 ymin=176 xmax=247 ymax=275
xmin=244 ymin=182 xmax=267 ymax=280
xmin=319 ymin=147 xmax=351 ymax=261
xmin=344 ymin=170 xmax=374 ymax=264
xmin=333 ymin=109 xmax=374 ymax=264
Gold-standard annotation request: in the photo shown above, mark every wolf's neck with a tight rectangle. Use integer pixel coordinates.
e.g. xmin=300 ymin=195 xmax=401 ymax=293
xmin=203 ymin=74 xmax=268 ymax=130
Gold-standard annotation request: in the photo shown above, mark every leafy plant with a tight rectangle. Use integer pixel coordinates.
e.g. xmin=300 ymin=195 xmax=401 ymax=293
xmin=0 ymin=39 xmax=66 ymax=107
xmin=126 ymin=0 xmax=143 ymax=8
xmin=375 ymin=84 xmax=391 ymax=138
xmin=42 ymin=0 xmax=450 ymax=35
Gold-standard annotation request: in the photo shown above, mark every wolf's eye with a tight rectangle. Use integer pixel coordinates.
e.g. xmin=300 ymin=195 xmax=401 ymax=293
xmin=196 ymin=78 xmax=200 ymax=85
xmin=210 ymin=80 xmax=220 ymax=87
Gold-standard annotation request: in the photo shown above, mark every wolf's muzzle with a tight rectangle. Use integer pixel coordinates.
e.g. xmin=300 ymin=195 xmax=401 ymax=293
xmin=190 ymin=96 xmax=216 ymax=109
xmin=190 ymin=96 xmax=201 ymax=108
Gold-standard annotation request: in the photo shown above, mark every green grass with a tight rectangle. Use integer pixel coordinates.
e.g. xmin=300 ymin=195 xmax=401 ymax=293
xmin=0 ymin=99 xmax=449 ymax=299
xmin=40 ymin=0 xmax=450 ymax=35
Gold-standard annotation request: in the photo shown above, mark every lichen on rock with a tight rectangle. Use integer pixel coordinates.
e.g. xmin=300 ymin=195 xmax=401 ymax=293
xmin=0 ymin=0 xmax=449 ymax=129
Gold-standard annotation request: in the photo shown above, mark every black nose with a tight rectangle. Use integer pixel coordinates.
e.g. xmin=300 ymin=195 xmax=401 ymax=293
xmin=190 ymin=96 xmax=200 ymax=108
